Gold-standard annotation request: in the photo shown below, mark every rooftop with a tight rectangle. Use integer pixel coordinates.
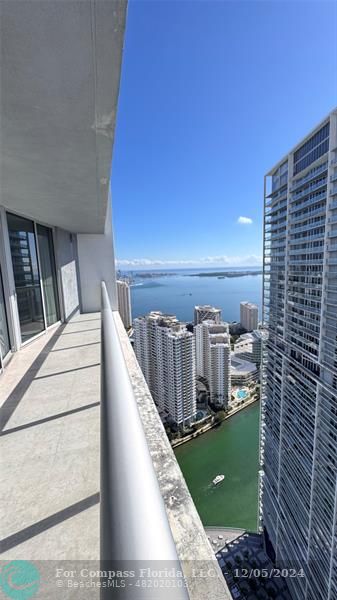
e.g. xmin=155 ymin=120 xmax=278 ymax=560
xmin=195 ymin=305 xmax=221 ymax=312
xmin=230 ymin=354 xmax=258 ymax=375
xmin=240 ymin=302 xmax=258 ymax=310
xmin=265 ymin=108 xmax=337 ymax=176
xmin=235 ymin=330 xmax=267 ymax=343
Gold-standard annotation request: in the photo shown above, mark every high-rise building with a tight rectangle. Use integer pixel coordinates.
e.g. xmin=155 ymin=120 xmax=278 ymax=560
xmin=117 ymin=279 xmax=132 ymax=329
xmin=134 ymin=312 xmax=197 ymax=426
xmin=194 ymin=304 xmax=221 ymax=325
xmin=261 ymin=109 xmax=337 ymax=600
xmin=240 ymin=301 xmax=258 ymax=331
xmin=195 ymin=320 xmax=231 ymax=408
xmin=234 ymin=329 xmax=267 ymax=366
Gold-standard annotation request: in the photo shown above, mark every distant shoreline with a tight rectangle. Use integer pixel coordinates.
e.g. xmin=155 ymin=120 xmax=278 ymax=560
xmin=132 ymin=272 xmax=177 ymax=278
xmin=186 ymin=270 xmax=262 ymax=278
xmin=124 ymin=269 xmax=262 ymax=280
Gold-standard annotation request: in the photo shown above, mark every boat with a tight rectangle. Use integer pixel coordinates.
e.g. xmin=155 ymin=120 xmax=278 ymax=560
xmin=212 ymin=474 xmax=225 ymax=485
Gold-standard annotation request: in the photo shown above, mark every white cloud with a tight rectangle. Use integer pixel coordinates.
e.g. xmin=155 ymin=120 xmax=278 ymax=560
xmin=237 ymin=216 xmax=253 ymax=225
xmin=116 ymin=255 xmax=262 ymax=268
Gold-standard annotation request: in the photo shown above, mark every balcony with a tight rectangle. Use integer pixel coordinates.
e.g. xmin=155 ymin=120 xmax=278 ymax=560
xmin=291 ymin=205 xmax=326 ymax=224
xmin=0 ymin=286 xmax=231 ymax=599
xmin=290 ymin=162 xmax=328 ymax=192
xmin=290 ymin=180 xmax=327 ymax=202
xmin=289 ymin=232 xmax=325 ymax=244
xmin=291 ymin=221 xmax=325 ymax=235
xmin=289 ymin=191 xmax=326 ymax=213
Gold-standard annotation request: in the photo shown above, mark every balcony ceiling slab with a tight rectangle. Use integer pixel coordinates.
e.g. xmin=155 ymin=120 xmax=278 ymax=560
xmin=0 ymin=0 xmax=126 ymax=233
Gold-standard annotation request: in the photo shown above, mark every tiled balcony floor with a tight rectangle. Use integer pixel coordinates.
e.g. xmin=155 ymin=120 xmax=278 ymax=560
xmin=0 ymin=313 xmax=101 ymax=560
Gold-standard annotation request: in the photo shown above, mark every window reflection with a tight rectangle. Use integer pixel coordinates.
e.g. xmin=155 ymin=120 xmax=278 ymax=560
xmin=7 ymin=213 xmax=45 ymax=342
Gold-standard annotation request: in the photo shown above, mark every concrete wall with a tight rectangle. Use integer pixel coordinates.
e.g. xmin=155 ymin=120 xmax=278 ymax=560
xmin=77 ymin=200 xmax=117 ymax=313
xmin=54 ymin=228 xmax=80 ymax=321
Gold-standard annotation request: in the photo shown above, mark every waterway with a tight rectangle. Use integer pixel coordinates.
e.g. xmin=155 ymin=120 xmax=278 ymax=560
xmin=129 ymin=267 xmax=262 ymax=323
xmin=175 ymin=402 xmax=260 ymax=531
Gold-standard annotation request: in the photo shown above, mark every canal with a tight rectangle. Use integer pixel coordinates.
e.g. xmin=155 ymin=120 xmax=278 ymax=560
xmin=175 ymin=402 xmax=260 ymax=531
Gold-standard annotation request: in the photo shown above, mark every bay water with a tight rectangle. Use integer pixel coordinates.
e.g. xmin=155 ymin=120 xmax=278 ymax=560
xmin=129 ymin=267 xmax=262 ymax=323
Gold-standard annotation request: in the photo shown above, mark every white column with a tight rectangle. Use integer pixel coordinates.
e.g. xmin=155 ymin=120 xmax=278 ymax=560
xmin=77 ymin=198 xmax=117 ymax=312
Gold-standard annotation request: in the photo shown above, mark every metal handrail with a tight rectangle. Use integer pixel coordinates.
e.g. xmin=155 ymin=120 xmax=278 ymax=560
xmin=100 ymin=281 xmax=188 ymax=598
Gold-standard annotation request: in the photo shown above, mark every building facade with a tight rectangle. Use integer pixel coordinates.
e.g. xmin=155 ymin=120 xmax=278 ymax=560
xmin=117 ymin=279 xmax=132 ymax=329
xmin=194 ymin=304 xmax=222 ymax=325
xmin=230 ymin=354 xmax=258 ymax=387
xmin=234 ymin=330 xmax=267 ymax=366
xmin=261 ymin=109 xmax=337 ymax=600
xmin=134 ymin=312 xmax=197 ymax=426
xmin=195 ymin=320 xmax=231 ymax=408
xmin=240 ymin=301 xmax=258 ymax=331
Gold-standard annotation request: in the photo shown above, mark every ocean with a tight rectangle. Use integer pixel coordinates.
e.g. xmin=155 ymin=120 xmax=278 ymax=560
xmin=127 ymin=267 xmax=263 ymax=323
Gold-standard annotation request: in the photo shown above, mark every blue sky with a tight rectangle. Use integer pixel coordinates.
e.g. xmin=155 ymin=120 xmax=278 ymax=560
xmin=111 ymin=0 xmax=337 ymax=269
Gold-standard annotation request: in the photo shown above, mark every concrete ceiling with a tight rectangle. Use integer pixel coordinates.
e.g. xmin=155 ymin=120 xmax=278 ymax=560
xmin=0 ymin=0 xmax=127 ymax=233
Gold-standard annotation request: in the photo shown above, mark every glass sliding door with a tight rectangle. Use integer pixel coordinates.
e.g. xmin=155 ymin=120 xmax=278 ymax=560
xmin=0 ymin=267 xmax=10 ymax=362
xmin=7 ymin=213 xmax=45 ymax=342
xmin=36 ymin=224 xmax=60 ymax=326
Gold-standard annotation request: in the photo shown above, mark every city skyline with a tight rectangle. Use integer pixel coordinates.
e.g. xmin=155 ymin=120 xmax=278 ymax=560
xmin=112 ymin=0 xmax=337 ymax=268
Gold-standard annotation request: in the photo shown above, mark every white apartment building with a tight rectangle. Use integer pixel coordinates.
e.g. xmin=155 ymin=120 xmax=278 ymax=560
xmin=240 ymin=301 xmax=258 ymax=331
xmin=234 ymin=329 xmax=267 ymax=365
xmin=261 ymin=109 xmax=337 ymax=600
xmin=194 ymin=304 xmax=221 ymax=325
xmin=195 ymin=320 xmax=231 ymax=408
xmin=117 ymin=279 xmax=132 ymax=329
xmin=134 ymin=312 xmax=197 ymax=426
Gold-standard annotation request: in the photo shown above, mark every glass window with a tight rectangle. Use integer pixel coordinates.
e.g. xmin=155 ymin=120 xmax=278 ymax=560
xmin=37 ymin=224 xmax=60 ymax=326
xmin=7 ymin=213 xmax=45 ymax=342
xmin=0 ymin=267 xmax=10 ymax=361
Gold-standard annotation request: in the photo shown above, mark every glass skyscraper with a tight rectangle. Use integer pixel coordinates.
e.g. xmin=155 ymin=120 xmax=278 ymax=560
xmin=261 ymin=108 xmax=337 ymax=600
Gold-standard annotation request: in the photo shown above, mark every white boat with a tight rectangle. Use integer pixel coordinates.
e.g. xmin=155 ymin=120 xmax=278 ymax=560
xmin=212 ymin=474 xmax=225 ymax=485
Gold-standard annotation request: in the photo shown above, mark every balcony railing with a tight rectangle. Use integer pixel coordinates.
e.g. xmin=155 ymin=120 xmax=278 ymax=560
xmin=100 ymin=282 xmax=231 ymax=600
xmin=100 ymin=281 xmax=188 ymax=598
xmin=290 ymin=162 xmax=328 ymax=192
xmin=290 ymin=180 xmax=327 ymax=202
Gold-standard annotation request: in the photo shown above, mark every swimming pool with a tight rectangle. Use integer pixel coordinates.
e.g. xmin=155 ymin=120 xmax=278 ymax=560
xmin=237 ymin=389 xmax=248 ymax=400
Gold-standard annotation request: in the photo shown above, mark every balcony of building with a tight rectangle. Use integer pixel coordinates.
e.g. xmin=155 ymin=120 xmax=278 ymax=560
xmin=0 ymin=2 xmax=232 ymax=598
xmin=1 ymin=313 xmax=101 ymax=560
xmin=0 ymin=290 xmax=231 ymax=599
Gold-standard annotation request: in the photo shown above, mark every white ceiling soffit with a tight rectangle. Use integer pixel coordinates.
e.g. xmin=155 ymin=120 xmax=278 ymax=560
xmin=0 ymin=0 xmax=127 ymax=233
